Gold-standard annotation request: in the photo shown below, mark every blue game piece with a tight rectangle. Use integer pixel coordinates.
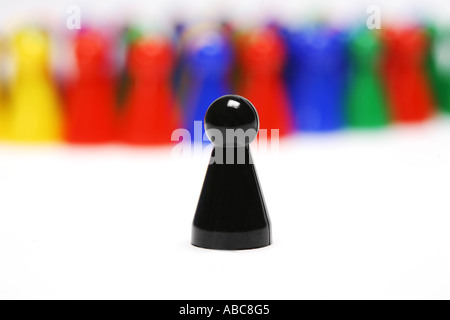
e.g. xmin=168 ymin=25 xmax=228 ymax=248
xmin=284 ymin=26 xmax=348 ymax=132
xmin=182 ymin=26 xmax=233 ymax=143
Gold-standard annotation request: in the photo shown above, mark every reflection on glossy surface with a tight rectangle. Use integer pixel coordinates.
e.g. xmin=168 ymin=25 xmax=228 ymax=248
xmin=205 ymin=94 xmax=258 ymax=147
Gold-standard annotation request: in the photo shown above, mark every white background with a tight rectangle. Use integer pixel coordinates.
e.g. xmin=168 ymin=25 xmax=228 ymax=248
xmin=1 ymin=0 xmax=450 ymax=300
xmin=1 ymin=118 xmax=450 ymax=299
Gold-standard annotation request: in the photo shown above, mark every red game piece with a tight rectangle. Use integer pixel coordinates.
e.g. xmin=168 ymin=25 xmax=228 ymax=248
xmin=65 ymin=30 xmax=117 ymax=143
xmin=120 ymin=36 xmax=179 ymax=145
xmin=381 ymin=27 xmax=434 ymax=123
xmin=236 ymin=27 xmax=294 ymax=137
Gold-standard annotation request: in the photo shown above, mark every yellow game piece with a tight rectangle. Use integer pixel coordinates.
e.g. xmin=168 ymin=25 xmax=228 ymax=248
xmin=0 ymin=37 xmax=5 ymax=140
xmin=0 ymin=84 xmax=4 ymax=140
xmin=8 ymin=29 xmax=61 ymax=142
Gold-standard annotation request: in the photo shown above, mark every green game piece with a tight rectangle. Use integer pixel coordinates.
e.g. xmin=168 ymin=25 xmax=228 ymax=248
xmin=426 ymin=25 xmax=450 ymax=113
xmin=346 ymin=28 xmax=389 ymax=128
xmin=425 ymin=25 xmax=440 ymax=107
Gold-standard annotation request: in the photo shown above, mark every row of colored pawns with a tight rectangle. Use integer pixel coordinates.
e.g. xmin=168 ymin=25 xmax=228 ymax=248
xmin=0 ymin=23 xmax=449 ymax=145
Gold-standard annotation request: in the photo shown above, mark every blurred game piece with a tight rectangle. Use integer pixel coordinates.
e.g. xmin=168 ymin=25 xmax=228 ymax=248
xmin=426 ymin=26 xmax=450 ymax=113
xmin=65 ymin=30 xmax=116 ymax=144
xmin=0 ymin=82 xmax=4 ymax=139
xmin=182 ymin=25 xmax=232 ymax=143
xmin=192 ymin=94 xmax=271 ymax=250
xmin=382 ymin=27 xmax=434 ymax=122
xmin=237 ymin=27 xmax=293 ymax=137
xmin=8 ymin=29 xmax=62 ymax=142
xmin=122 ymin=26 xmax=143 ymax=48
xmin=346 ymin=29 xmax=389 ymax=127
xmin=284 ymin=26 xmax=347 ymax=131
xmin=117 ymin=26 xmax=142 ymax=108
xmin=0 ymin=38 xmax=4 ymax=139
xmin=426 ymin=25 xmax=441 ymax=109
xmin=172 ymin=21 xmax=186 ymax=94
xmin=120 ymin=35 xmax=179 ymax=145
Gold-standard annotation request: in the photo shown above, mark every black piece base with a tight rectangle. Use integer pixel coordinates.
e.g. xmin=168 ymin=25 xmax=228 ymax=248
xmin=192 ymin=226 xmax=271 ymax=250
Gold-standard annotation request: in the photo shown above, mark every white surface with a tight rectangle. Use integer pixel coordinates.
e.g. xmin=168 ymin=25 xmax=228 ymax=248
xmin=1 ymin=118 xmax=450 ymax=299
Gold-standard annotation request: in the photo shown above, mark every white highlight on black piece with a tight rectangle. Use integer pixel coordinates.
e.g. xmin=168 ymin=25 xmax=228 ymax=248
xmin=227 ymin=99 xmax=241 ymax=109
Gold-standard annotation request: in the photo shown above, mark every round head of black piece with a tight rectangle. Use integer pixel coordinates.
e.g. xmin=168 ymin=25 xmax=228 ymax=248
xmin=204 ymin=95 xmax=259 ymax=147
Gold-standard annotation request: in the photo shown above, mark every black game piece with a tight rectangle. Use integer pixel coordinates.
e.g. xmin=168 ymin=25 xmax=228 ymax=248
xmin=191 ymin=95 xmax=271 ymax=250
